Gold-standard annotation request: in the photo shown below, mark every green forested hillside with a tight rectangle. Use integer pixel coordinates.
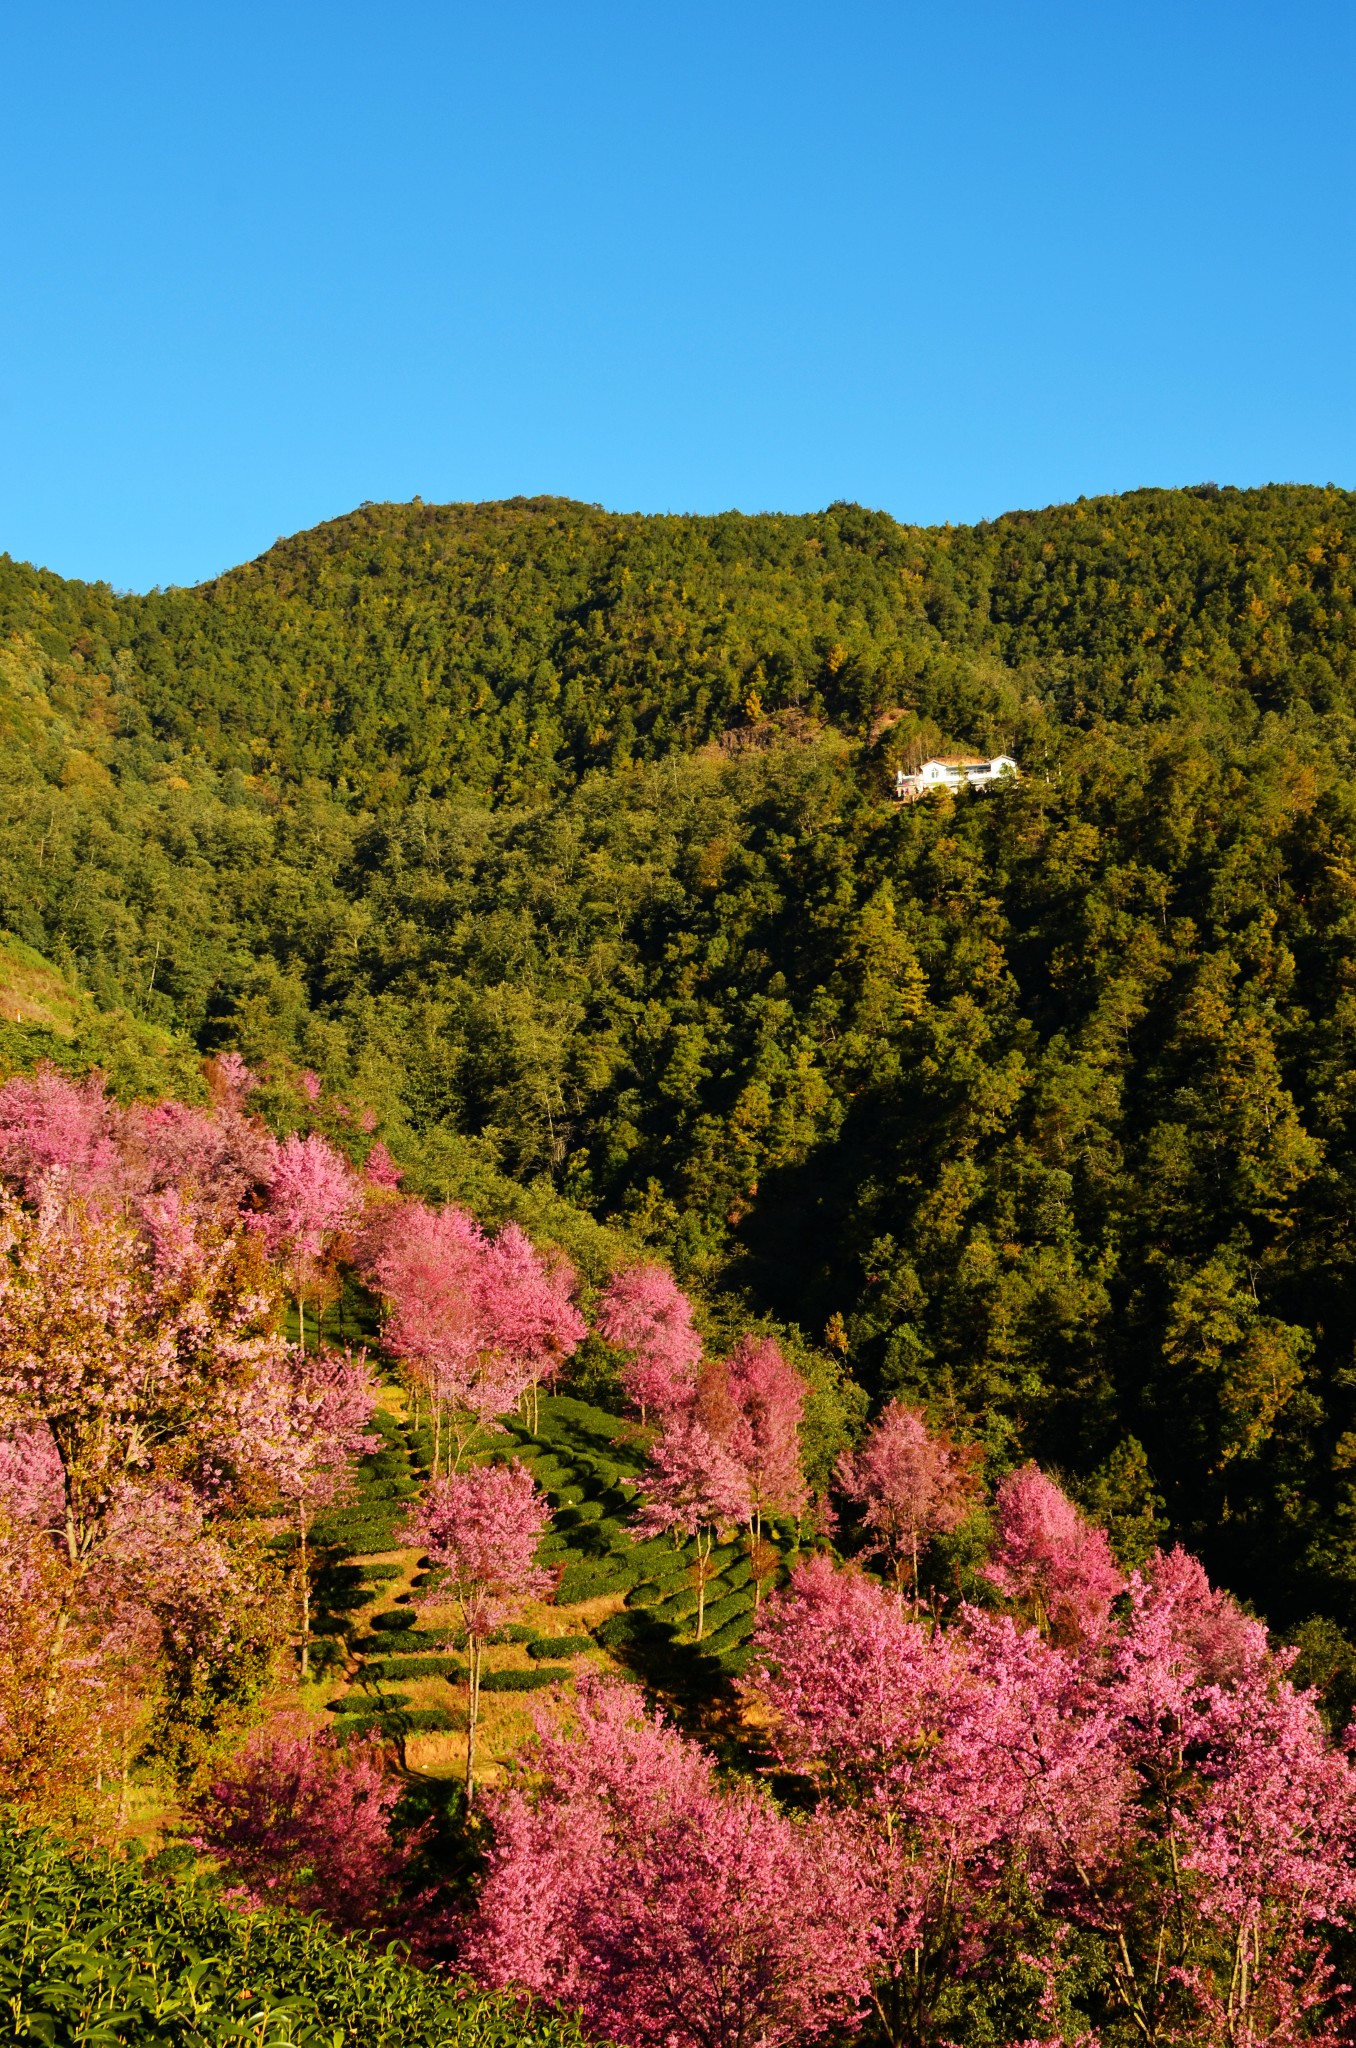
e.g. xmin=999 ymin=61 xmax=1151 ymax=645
xmin=5 ymin=483 xmax=1356 ymax=1647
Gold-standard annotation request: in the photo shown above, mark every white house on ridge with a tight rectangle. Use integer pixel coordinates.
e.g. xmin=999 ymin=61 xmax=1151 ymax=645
xmin=893 ymin=755 xmax=1019 ymax=803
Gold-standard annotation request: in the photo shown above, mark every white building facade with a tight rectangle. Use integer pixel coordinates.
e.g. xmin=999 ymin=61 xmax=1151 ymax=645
xmin=893 ymin=755 xmax=1019 ymax=803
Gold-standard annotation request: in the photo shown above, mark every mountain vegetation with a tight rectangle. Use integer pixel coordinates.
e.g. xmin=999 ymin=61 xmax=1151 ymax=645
xmin=6 ymin=485 xmax=1356 ymax=1658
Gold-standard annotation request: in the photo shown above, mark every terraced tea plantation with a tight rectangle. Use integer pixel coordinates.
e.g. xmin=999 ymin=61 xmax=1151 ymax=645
xmin=307 ymin=1395 xmax=802 ymax=1744
xmin=0 ymin=1822 xmax=592 ymax=2047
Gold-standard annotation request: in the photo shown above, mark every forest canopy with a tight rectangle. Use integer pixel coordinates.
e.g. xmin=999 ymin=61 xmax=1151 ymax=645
xmin=5 ymin=483 xmax=1356 ymax=1657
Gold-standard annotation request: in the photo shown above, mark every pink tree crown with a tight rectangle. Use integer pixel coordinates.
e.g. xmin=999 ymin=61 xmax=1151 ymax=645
xmin=983 ymin=1462 xmax=1124 ymax=1641
xmin=596 ymin=1263 xmax=702 ymax=1421
xmin=836 ymin=1398 xmax=978 ymax=1592
xmin=465 ymin=1672 xmax=873 ymax=2048
xmin=189 ymin=1719 xmax=429 ymax=1935
xmin=724 ymin=1334 xmax=808 ymax=1528
xmin=633 ymin=1414 xmax=752 ymax=1546
xmin=403 ymin=1457 xmax=552 ymax=1640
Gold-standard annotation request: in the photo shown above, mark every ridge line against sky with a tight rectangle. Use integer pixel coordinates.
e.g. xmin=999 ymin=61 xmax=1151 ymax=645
xmin=2 ymin=1 xmax=1352 ymax=594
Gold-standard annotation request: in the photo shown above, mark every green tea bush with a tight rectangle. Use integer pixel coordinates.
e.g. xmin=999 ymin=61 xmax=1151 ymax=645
xmin=335 ymin=1706 xmax=460 ymax=1735
xmin=0 ymin=1822 xmax=592 ymax=2046
xmin=358 ymin=1631 xmax=455 ymax=1655
xmin=705 ymin=1611 xmax=758 ymax=1653
xmin=555 ymin=1562 xmax=637 ymax=1603
xmin=700 ymin=1590 xmax=753 ymax=1634
xmin=361 ymin=1656 xmax=466 ymax=1680
xmin=480 ymin=1668 xmax=570 ymax=1692
xmin=327 ymin=1692 xmax=412 ymax=1712
xmin=528 ymin=1637 xmax=590 ymax=1659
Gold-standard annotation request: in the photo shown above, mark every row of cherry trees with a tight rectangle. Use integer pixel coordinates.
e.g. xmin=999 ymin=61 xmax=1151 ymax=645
xmin=8 ymin=1062 xmax=1356 ymax=2045
xmin=0 ymin=1063 xmax=821 ymax=1809
xmin=196 ymin=1456 xmax=1356 ymax=2048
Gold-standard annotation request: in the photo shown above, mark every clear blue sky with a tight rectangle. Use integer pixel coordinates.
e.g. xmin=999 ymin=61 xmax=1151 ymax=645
xmin=2 ymin=2 xmax=1351 ymax=591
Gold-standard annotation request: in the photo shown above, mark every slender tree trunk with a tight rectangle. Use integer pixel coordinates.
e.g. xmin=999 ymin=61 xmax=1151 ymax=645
xmin=298 ymin=1296 xmax=305 ymax=1351
xmin=696 ymin=1530 xmax=711 ymax=1641
xmin=466 ymin=1634 xmax=482 ymax=1805
xmin=298 ymin=1498 xmax=310 ymax=1679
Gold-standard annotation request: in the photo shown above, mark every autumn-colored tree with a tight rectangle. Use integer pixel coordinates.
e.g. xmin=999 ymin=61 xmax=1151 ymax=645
xmin=402 ymin=1459 xmax=552 ymax=1803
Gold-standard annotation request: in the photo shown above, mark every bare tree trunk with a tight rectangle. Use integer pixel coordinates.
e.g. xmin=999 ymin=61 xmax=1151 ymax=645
xmin=695 ymin=1530 xmax=711 ymax=1640
xmin=298 ymin=1498 xmax=310 ymax=1679
xmin=466 ymin=1635 xmax=482 ymax=1805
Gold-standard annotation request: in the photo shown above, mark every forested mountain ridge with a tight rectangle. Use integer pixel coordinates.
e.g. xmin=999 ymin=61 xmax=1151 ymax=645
xmin=6 ymin=484 xmax=1356 ymax=1658
xmin=3 ymin=483 xmax=1353 ymax=801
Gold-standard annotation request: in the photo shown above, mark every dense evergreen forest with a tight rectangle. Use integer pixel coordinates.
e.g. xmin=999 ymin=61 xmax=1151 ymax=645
xmin=5 ymin=481 xmax=1356 ymax=1659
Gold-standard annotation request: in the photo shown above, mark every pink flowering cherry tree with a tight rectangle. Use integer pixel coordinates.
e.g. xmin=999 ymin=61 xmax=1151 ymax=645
xmin=724 ymin=1335 xmax=808 ymax=1540
xmin=402 ymin=1458 xmax=552 ymax=1803
xmin=189 ymin=1719 xmax=428 ymax=1937
xmin=0 ymin=1189 xmax=284 ymax=1727
xmin=478 ymin=1222 xmax=586 ymax=1434
xmin=635 ymin=1416 xmax=751 ymax=1640
xmin=596 ymin=1263 xmax=702 ymax=1423
xmin=242 ymin=1346 xmax=381 ymax=1676
xmin=743 ymin=1555 xmax=1124 ymax=2046
xmin=836 ymin=1399 xmax=979 ymax=1597
xmin=465 ymin=1673 xmax=873 ymax=2048
xmin=261 ymin=1132 xmax=362 ymax=1348
xmin=983 ymin=1462 xmax=1124 ymax=1642
xmin=364 ymin=1203 xmax=583 ymax=1469
xmin=0 ymin=1066 xmax=122 ymax=1205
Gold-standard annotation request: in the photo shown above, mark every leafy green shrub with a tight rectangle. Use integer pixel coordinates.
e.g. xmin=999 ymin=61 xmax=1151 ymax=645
xmin=317 ymin=1586 xmax=378 ymax=1612
xmin=358 ymin=1630 xmax=456 ymax=1655
xmin=653 ymin=1587 xmax=698 ymax=1622
xmin=548 ymin=1484 xmax=587 ymax=1508
xmin=704 ymin=1610 xmax=758 ymax=1653
xmin=700 ymin=1589 xmax=754 ymax=1634
xmin=528 ymin=1636 xmax=590 ymax=1659
xmin=480 ymin=1667 xmax=570 ymax=1692
xmin=327 ymin=1691 xmax=412 ymax=1712
xmin=555 ymin=1562 xmax=637 ymax=1603
xmin=0 ymin=1821 xmax=593 ymax=2045
xmin=489 ymin=1623 xmax=540 ymax=1644
xmin=361 ymin=1563 xmax=404 ymax=1583
xmin=625 ymin=1582 xmax=663 ymax=1608
xmin=594 ymin=1610 xmax=674 ymax=1653
xmin=560 ymin=1500 xmax=604 ymax=1525
xmin=336 ymin=1706 xmax=460 ymax=1734
xmin=361 ymin=1656 xmax=466 ymax=1680
xmin=370 ymin=1609 xmax=416 ymax=1631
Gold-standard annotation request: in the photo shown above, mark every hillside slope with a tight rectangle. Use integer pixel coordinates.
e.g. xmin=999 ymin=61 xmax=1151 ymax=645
xmin=5 ymin=487 xmax=1356 ymax=1646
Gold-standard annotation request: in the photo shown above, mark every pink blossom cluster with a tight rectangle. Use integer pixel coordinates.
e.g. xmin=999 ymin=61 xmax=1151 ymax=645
xmin=466 ymin=1673 xmax=872 ymax=2048
xmin=0 ymin=1067 xmax=400 ymax=1796
xmin=402 ymin=1457 xmax=553 ymax=1801
xmin=360 ymin=1201 xmax=585 ymax=1465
